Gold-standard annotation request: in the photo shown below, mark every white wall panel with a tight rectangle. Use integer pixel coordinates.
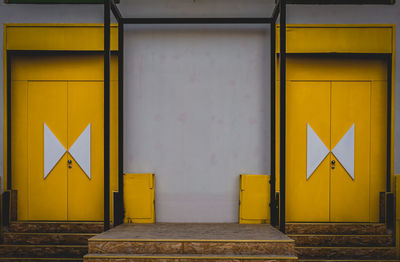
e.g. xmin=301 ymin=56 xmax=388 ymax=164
xmin=124 ymin=28 xmax=269 ymax=222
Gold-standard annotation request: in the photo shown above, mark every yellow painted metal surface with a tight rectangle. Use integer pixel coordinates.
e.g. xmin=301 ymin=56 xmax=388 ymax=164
xmin=239 ymin=174 xmax=270 ymax=224
xmin=11 ymin=55 xmax=118 ymax=221
xmin=286 ymin=56 xmax=387 ymax=222
xmin=330 ymin=82 xmax=371 ymax=222
xmin=276 ymin=25 xmax=393 ymax=53
xmin=67 ymin=82 xmax=103 ymax=221
xmin=286 ymin=81 xmax=331 ymax=222
xmin=28 ymin=81 xmax=68 ymax=220
xmin=5 ymin=24 xmax=118 ymax=51
xmin=124 ymin=173 xmax=155 ymax=224
xmin=11 ymin=54 xmax=118 ymax=81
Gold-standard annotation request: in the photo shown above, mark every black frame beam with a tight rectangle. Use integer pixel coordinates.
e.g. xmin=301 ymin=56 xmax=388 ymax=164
xmin=105 ymin=0 xmax=284 ymax=230
xmin=121 ymin=17 xmax=274 ymax=24
xmin=279 ymin=0 xmax=286 ymax=233
xmin=104 ymin=0 xmax=111 ymax=231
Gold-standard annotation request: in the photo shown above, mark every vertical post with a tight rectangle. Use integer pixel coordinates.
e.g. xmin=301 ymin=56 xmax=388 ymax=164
xmin=7 ymin=51 xmax=12 ymax=191
xmin=386 ymin=55 xmax=392 ymax=193
xmin=117 ymin=21 xmax=125 ymax=225
xmin=104 ymin=0 xmax=111 ymax=231
xmin=270 ymin=22 xmax=277 ymax=226
xmin=279 ymin=0 xmax=286 ymax=233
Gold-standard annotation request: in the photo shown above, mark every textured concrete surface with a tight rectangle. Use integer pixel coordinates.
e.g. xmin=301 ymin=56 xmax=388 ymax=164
xmin=91 ymin=223 xmax=292 ymax=241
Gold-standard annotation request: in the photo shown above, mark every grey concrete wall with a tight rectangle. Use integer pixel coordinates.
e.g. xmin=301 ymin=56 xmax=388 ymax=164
xmin=0 ymin=0 xmax=399 ymax=222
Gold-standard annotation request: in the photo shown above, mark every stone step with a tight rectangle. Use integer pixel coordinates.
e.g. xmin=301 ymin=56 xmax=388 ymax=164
xmin=296 ymin=246 xmax=397 ymax=259
xmin=299 ymin=260 xmax=400 ymax=262
xmin=0 ymin=258 xmax=82 ymax=262
xmin=88 ymin=239 xmax=295 ymax=255
xmin=8 ymin=222 xmax=104 ymax=234
xmin=3 ymin=232 xmax=96 ymax=245
xmin=83 ymin=253 xmax=298 ymax=262
xmin=0 ymin=244 xmax=87 ymax=258
xmin=286 ymin=223 xmax=388 ymax=235
xmin=289 ymin=234 xmax=394 ymax=247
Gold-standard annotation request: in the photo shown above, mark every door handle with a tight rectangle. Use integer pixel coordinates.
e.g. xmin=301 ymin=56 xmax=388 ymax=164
xmin=331 ymin=160 xmax=335 ymax=169
xmin=68 ymin=159 xmax=72 ymax=168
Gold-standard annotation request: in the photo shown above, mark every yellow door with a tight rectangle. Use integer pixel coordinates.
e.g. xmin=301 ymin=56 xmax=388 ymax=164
xmin=286 ymin=56 xmax=387 ymax=223
xmin=67 ymin=82 xmax=104 ymax=221
xmin=28 ymin=81 xmax=69 ymax=220
xmin=11 ymin=54 xmax=118 ymax=221
xmin=330 ymin=82 xmax=371 ymax=222
xmin=24 ymin=81 xmax=104 ymax=220
xmin=286 ymin=81 xmax=331 ymax=222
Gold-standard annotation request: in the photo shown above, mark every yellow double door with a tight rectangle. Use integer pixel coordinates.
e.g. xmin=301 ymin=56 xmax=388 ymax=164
xmin=286 ymin=56 xmax=387 ymax=223
xmin=13 ymin=80 xmax=104 ymax=221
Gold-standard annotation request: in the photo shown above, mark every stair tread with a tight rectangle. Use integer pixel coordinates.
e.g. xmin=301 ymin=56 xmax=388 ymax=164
xmin=0 ymin=244 xmax=87 ymax=247
xmin=288 ymin=234 xmax=392 ymax=236
xmin=85 ymin=253 xmax=298 ymax=258
xmin=296 ymin=246 xmax=396 ymax=249
xmin=0 ymin=258 xmax=82 ymax=261
xmin=298 ymin=259 xmax=400 ymax=262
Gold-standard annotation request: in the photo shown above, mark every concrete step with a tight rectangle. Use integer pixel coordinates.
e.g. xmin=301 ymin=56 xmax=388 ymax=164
xmin=0 ymin=244 xmax=87 ymax=258
xmin=296 ymin=246 xmax=397 ymax=259
xmin=289 ymin=234 xmax=394 ymax=247
xmin=3 ymin=232 xmax=96 ymax=245
xmin=89 ymin=239 xmax=295 ymax=255
xmin=84 ymin=253 xmax=298 ymax=262
xmin=0 ymin=258 xmax=82 ymax=262
xmin=8 ymin=222 xmax=103 ymax=234
xmin=286 ymin=223 xmax=388 ymax=235
xmin=88 ymin=223 xmax=296 ymax=256
xmin=299 ymin=260 xmax=400 ymax=262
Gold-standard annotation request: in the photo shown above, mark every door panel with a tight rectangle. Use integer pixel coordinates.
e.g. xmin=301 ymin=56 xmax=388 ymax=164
xmin=286 ymin=81 xmax=331 ymax=222
xmin=28 ymin=81 xmax=68 ymax=220
xmin=330 ymin=81 xmax=371 ymax=222
xmin=67 ymin=81 xmax=104 ymax=221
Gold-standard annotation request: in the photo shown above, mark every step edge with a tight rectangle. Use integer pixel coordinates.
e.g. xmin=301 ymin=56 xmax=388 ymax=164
xmin=296 ymin=246 xmax=396 ymax=249
xmin=0 ymin=258 xmax=82 ymax=261
xmin=89 ymin=238 xmax=295 ymax=243
xmin=288 ymin=234 xmax=393 ymax=237
xmin=0 ymin=244 xmax=88 ymax=248
xmin=4 ymin=232 xmax=96 ymax=236
xmin=84 ymin=254 xmax=299 ymax=260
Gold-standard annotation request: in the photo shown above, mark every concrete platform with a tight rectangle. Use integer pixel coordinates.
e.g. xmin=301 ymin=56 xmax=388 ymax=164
xmin=91 ymin=223 xmax=292 ymax=242
xmin=85 ymin=223 xmax=297 ymax=262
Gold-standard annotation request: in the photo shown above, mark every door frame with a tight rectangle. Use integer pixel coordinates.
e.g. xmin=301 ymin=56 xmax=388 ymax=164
xmin=5 ymin=50 xmax=114 ymax=222
xmin=276 ymin=25 xmax=396 ymax=227
xmin=3 ymin=24 xmax=119 ymax=228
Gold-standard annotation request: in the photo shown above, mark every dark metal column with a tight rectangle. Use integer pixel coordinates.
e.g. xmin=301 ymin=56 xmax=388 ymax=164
xmin=117 ymin=21 xmax=125 ymax=225
xmin=386 ymin=55 xmax=392 ymax=193
xmin=279 ymin=0 xmax=286 ymax=233
xmin=7 ymin=52 xmax=12 ymax=191
xmin=270 ymin=22 xmax=277 ymax=227
xmin=104 ymin=0 xmax=111 ymax=231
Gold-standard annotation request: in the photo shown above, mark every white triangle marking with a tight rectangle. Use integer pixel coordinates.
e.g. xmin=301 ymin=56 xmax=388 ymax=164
xmin=307 ymin=124 xmax=329 ymax=180
xmin=69 ymin=124 xmax=91 ymax=179
xmin=332 ymin=124 xmax=355 ymax=180
xmin=44 ymin=123 xmax=66 ymax=179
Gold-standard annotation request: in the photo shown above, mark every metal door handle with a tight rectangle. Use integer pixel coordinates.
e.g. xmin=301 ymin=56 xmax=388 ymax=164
xmin=67 ymin=160 xmax=72 ymax=164
xmin=331 ymin=160 xmax=335 ymax=169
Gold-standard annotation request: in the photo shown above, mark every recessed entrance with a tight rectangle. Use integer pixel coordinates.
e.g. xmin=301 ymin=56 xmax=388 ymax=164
xmin=286 ymin=55 xmax=388 ymax=222
xmin=10 ymin=54 xmax=118 ymax=221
